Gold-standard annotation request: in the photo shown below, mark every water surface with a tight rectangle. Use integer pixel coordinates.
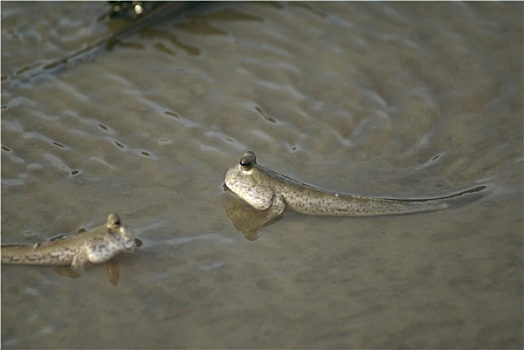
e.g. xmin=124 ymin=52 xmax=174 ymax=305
xmin=2 ymin=2 xmax=522 ymax=348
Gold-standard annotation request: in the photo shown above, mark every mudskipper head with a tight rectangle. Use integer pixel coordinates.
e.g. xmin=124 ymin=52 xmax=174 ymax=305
xmin=225 ymin=151 xmax=277 ymax=210
xmin=225 ymin=151 xmax=258 ymax=196
xmin=106 ymin=213 xmax=138 ymax=252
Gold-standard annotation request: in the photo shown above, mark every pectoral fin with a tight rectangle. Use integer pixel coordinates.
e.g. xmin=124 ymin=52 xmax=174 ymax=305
xmin=107 ymin=261 xmax=120 ymax=286
xmin=245 ymin=185 xmax=275 ymax=211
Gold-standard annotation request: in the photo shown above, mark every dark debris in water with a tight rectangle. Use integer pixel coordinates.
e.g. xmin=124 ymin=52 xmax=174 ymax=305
xmin=5 ymin=2 xmax=198 ymax=89
xmin=107 ymin=1 xmax=165 ymax=19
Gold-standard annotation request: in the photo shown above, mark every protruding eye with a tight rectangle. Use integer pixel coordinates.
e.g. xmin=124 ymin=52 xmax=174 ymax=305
xmin=107 ymin=213 xmax=121 ymax=232
xmin=239 ymin=151 xmax=256 ymax=171
xmin=240 ymin=157 xmax=252 ymax=170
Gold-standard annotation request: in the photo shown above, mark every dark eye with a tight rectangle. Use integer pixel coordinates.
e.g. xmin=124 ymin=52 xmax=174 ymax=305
xmin=239 ymin=151 xmax=256 ymax=170
xmin=107 ymin=213 xmax=121 ymax=227
xmin=240 ymin=158 xmax=252 ymax=169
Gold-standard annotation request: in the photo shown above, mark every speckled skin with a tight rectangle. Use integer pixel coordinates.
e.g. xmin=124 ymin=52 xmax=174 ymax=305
xmin=225 ymin=151 xmax=484 ymax=217
xmin=1 ymin=213 xmax=138 ymax=270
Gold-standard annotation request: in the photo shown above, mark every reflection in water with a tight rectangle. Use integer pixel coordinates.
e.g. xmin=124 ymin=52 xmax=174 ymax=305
xmin=106 ymin=261 xmax=120 ymax=286
xmin=225 ymin=198 xmax=283 ymax=241
xmin=2 ymin=1 xmax=521 ymax=348
xmin=52 ymin=260 xmax=122 ymax=286
xmin=5 ymin=2 xmax=196 ymax=88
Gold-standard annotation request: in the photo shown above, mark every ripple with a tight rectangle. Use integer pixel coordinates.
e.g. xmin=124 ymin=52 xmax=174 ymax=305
xmin=1 ymin=3 xmax=521 ymax=349
xmin=2 ymin=145 xmax=24 ymax=163
xmin=42 ymin=153 xmax=73 ymax=173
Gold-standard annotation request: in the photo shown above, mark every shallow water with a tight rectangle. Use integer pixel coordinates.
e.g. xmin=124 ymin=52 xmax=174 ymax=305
xmin=1 ymin=2 xmax=522 ymax=348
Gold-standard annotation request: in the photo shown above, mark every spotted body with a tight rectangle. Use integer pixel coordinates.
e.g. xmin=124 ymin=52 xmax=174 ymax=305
xmin=1 ymin=213 xmax=139 ymax=270
xmin=225 ymin=151 xmax=485 ymax=217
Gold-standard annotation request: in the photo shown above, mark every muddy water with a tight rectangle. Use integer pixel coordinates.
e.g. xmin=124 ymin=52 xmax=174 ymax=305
xmin=1 ymin=2 xmax=522 ymax=348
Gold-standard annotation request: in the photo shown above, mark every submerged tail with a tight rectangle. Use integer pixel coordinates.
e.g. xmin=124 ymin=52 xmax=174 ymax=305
xmin=299 ymin=185 xmax=487 ymax=217
xmin=382 ymin=185 xmax=487 ymax=203
xmin=365 ymin=184 xmax=488 ymax=217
